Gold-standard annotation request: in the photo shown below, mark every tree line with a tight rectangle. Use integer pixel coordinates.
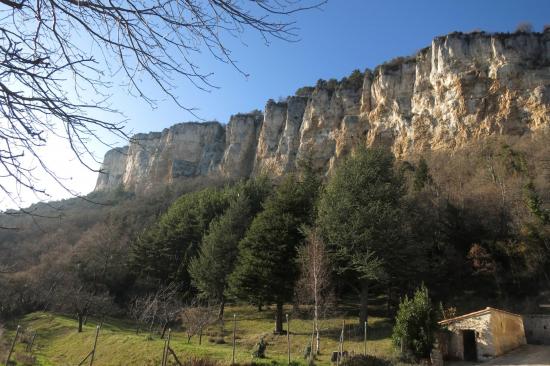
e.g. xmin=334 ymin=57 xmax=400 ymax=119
xmin=0 ymin=134 xmax=549 ymax=338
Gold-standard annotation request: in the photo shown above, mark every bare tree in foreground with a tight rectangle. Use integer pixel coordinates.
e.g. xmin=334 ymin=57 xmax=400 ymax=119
xmin=297 ymin=228 xmax=331 ymax=355
xmin=180 ymin=300 xmax=217 ymax=344
xmin=0 ymin=0 xmax=324 ymax=208
xmin=137 ymin=282 xmax=181 ymax=339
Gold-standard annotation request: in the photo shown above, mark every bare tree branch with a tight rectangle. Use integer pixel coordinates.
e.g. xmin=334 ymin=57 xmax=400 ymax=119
xmin=0 ymin=0 xmax=325 ymax=210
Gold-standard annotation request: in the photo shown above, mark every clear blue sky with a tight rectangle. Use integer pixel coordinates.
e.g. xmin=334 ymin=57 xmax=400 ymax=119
xmin=9 ymin=0 xmax=550 ymax=208
xmin=113 ymin=0 xmax=550 ymax=137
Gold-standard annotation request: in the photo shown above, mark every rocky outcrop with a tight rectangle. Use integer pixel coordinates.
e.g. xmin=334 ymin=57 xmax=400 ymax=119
xmin=221 ymin=112 xmax=263 ymax=179
xmin=95 ymin=31 xmax=550 ymax=193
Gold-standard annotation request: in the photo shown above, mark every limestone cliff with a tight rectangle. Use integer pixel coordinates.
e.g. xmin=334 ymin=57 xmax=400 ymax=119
xmin=95 ymin=31 xmax=550 ymax=193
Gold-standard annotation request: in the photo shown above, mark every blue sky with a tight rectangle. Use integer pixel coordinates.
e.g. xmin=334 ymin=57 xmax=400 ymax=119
xmin=7 ymin=0 xmax=550 ymax=208
xmin=115 ymin=0 xmax=550 ymax=136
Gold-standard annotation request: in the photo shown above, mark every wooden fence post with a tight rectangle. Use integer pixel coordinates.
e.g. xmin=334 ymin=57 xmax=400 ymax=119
xmin=162 ymin=329 xmax=171 ymax=366
xmin=5 ymin=325 xmax=20 ymax=366
xmin=27 ymin=332 xmax=37 ymax=352
xmin=364 ymin=321 xmax=367 ymax=355
xmin=231 ymin=314 xmax=236 ymax=365
xmin=286 ymin=314 xmax=290 ymax=365
xmin=89 ymin=325 xmax=100 ymax=366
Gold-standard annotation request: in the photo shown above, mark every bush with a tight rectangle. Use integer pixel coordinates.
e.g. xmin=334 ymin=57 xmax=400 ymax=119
xmin=295 ymin=86 xmax=315 ymax=97
xmin=181 ymin=357 xmax=221 ymax=366
xmin=392 ymin=284 xmax=438 ymax=360
xmin=341 ymin=69 xmax=364 ymax=91
xmin=516 ymin=22 xmax=533 ymax=33
xmin=340 ymin=355 xmax=391 ymax=366
xmin=252 ymin=337 xmax=267 ymax=358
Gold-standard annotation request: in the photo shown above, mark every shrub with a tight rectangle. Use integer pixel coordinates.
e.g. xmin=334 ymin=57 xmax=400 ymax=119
xmin=182 ymin=357 xmax=221 ymax=366
xmin=252 ymin=337 xmax=267 ymax=358
xmin=295 ymin=86 xmax=315 ymax=97
xmin=341 ymin=69 xmax=364 ymax=91
xmin=516 ymin=22 xmax=533 ymax=33
xmin=392 ymin=284 xmax=438 ymax=360
xmin=340 ymin=355 xmax=391 ymax=366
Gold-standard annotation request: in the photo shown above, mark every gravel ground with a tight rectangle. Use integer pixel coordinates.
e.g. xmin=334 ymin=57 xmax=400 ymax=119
xmin=447 ymin=345 xmax=550 ymax=366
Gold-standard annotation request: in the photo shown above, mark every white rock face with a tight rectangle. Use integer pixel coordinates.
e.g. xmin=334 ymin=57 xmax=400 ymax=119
xmin=96 ymin=122 xmax=225 ymax=193
xmin=95 ymin=31 xmax=550 ymax=192
xmin=95 ymin=147 xmax=129 ymax=191
xmin=253 ymin=97 xmax=309 ymax=175
xmin=220 ymin=112 xmax=263 ymax=179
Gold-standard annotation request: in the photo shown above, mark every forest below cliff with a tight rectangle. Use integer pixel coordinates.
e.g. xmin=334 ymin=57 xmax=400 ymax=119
xmin=0 ymin=132 xmax=549 ymax=333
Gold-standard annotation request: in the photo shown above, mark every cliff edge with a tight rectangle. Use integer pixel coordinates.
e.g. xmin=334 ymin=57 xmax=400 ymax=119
xmin=95 ymin=31 xmax=550 ymax=193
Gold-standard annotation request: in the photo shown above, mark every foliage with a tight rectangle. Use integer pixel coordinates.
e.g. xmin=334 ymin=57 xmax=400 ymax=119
xmin=340 ymin=69 xmax=364 ymax=91
xmin=516 ymin=22 xmax=533 ymax=33
xmin=392 ymin=285 xmax=438 ymax=360
xmin=340 ymin=355 xmax=391 ymax=366
xmin=189 ymin=178 xmax=271 ymax=318
xmin=295 ymin=87 xmax=315 ymax=97
xmin=252 ymin=337 xmax=267 ymax=358
xmin=229 ymin=174 xmax=318 ymax=332
xmin=413 ymin=157 xmax=432 ymax=192
xmin=317 ymin=147 xmax=405 ymax=323
xmin=131 ymin=187 xmax=231 ymax=287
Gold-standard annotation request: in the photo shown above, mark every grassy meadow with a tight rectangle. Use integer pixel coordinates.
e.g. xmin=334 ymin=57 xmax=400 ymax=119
xmin=0 ymin=304 xmax=399 ymax=366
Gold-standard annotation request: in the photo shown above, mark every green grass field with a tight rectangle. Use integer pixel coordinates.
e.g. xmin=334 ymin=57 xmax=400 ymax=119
xmin=0 ymin=305 xmax=399 ymax=366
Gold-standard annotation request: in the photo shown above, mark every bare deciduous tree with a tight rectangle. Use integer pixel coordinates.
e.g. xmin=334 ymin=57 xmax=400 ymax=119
xmin=0 ymin=0 xmax=324 ymax=207
xmin=297 ymin=228 xmax=331 ymax=355
xmin=137 ymin=282 xmax=181 ymax=339
xmin=180 ymin=300 xmax=216 ymax=344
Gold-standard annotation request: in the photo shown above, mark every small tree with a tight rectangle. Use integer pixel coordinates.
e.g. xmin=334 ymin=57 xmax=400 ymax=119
xmin=392 ymin=285 xmax=438 ymax=360
xmin=180 ymin=301 xmax=217 ymax=344
xmin=138 ymin=283 xmax=181 ymax=339
xmin=297 ymin=227 xmax=331 ymax=355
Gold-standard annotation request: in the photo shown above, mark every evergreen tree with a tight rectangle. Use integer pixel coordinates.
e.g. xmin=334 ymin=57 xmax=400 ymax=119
xmin=317 ymin=147 xmax=404 ymax=325
xmin=392 ymin=284 xmax=438 ymax=360
xmin=229 ymin=174 xmax=317 ymax=333
xmin=189 ymin=178 xmax=271 ymax=319
xmin=413 ymin=157 xmax=432 ymax=192
xmin=131 ymin=187 xmax=230 ymax=289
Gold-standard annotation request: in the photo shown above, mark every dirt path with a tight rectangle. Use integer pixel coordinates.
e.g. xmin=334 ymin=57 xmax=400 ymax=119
xmin=447 ymin=345 xmax=550 ymax=366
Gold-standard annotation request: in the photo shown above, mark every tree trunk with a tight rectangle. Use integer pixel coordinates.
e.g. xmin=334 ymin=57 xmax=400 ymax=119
xmin=258 ymin=303 xmax=263 ymax=312
xmin=359 ymin=280 xmax=369 ymax=326
xmin=275 ymin=302 xmax=284 ymax=334
xmin=199 ymin=328 xmax=203 ymax=345
xmin=78 ymin=313 xmax=84 ymax=333
xmin=218 ymin=298 xmax=225 ymax=321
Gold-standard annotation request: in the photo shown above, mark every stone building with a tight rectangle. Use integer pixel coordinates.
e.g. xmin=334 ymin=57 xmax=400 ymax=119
xmin=438 ymin=307 xmax=526 ymax=362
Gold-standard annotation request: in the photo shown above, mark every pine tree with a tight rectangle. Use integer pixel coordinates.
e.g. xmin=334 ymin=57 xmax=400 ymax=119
xmin=229 ymin=174 xmax=317 ymax=333
xmin=317 ymin=147 xmax=404 ymax=326
xmin=188 ymin=178 xmax=271 ymax=319
xmin=131 ymin=187 xmax=230 ymax=288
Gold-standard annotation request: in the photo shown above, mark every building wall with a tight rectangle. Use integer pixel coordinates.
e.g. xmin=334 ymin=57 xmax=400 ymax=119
xmin=490 ymin=312 xmax=526 ymax=356
xmin=523 ymin=315 xmax=550 ymax=345
xmin=444 ymin=313 xmax=495 ymax=361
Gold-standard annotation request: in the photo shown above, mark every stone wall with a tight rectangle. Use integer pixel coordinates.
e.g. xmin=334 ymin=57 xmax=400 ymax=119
xmin=523 ymin=314 xmax=550 ymax=345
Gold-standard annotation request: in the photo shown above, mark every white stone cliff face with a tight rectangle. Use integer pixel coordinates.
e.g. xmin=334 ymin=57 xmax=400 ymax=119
xmin=95 ymin=31 xmax=550 ymax=192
